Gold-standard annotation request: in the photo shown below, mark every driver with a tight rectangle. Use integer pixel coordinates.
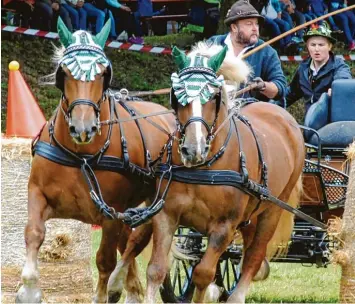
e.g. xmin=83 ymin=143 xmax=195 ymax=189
xmin=208 ymin=0 xmax=287 ymax=103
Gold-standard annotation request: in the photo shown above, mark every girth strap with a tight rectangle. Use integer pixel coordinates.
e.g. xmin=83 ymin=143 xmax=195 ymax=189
xmin=33 ymin=140 xmax=150 ymax=175
xmin=155 ymin=164 xmax=327 ymax=230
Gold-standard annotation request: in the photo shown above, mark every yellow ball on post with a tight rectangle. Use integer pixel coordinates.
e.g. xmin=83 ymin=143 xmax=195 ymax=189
xmin=9 ymin=61 xmax=20 ymax=71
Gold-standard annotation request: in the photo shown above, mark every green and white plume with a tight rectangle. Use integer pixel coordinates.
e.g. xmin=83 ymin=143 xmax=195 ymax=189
xmin=56 ymin=17 xmax=111 ymax=82
xmin=171 ymin=46 xmax=227 ymax=106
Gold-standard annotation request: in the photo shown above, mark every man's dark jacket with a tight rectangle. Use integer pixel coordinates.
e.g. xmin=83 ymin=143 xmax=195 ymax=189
xmin=286 ymin=53 xmax=352 ymax=111
xmin=208 ymin=34 xmax=287 ymax=101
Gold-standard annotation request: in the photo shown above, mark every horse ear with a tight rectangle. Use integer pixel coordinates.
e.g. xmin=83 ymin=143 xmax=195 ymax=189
xmin=208 ymin=46 xmax=228 ymax=72
xmin=94 ymin=20 xmax=111 ymax=49
xmin=57 ymin=17 xmax=73 ymax=48
xmin=172 ymin=46 xmax=190 ymax=71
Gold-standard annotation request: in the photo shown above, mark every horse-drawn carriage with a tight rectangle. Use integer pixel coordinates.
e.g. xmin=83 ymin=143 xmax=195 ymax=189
xmin=159 ymin=78 xmax=355 ymax=303
xmin=16 ymin=19 xmax=355 ymax=303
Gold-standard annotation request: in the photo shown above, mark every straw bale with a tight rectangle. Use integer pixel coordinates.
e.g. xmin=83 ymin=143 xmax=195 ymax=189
xmin=1 ymin=137 xmax=33 ymax=160
xmin=1 ymin=137 xmax=93 ymax=303
xmin=338 ymin=142 xmax=355 ymax=303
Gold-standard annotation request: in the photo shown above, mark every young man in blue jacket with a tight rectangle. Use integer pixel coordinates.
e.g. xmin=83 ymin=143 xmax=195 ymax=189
xmin=286 ymin=24 xmax=352 ymax=114
xmin=208 ymin=0 xmax=287 ymax=103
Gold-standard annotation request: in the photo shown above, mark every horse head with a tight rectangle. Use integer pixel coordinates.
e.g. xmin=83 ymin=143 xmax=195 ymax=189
xmin=55 ymin=18 xmax=112 ymax=144
xmin=171 ymin=43 xmax=250 ymax=167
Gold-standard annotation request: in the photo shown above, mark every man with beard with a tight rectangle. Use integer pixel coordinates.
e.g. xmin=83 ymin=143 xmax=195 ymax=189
xmin=208 ymin=0 xmax=287 ymax=103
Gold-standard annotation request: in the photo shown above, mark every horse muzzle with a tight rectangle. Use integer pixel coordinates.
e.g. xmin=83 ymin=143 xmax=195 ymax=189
xmin=69 ymin=120 xmax=100 ymax=144
xmin=179 ymin=142 xmax=210 ymax=167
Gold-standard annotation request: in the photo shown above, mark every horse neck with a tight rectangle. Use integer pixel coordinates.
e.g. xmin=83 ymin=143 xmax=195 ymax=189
xmin=54 ymin=96 xmax=113 ymax=154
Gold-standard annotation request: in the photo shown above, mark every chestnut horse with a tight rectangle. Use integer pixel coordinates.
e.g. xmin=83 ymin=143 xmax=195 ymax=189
xmin=16 ymin=19 xmax=175 ymax=303
xmin=111 ymin=42 xmax=304 ymax=303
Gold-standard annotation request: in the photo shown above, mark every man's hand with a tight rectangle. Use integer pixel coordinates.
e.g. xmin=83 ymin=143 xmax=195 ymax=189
xmin=121 ymin=5 xmax=131 ymax=12
xmin=249 ymin=77 xmax=266 ymax=92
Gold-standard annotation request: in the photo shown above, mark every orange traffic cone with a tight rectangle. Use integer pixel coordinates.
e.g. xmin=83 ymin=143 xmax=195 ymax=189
xmin=5 ymin=61 xmax=46 ymax=138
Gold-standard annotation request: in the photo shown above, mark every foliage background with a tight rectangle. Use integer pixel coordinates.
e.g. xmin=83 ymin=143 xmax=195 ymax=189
xmin=1 ymin=33 xmax=354 ymax=132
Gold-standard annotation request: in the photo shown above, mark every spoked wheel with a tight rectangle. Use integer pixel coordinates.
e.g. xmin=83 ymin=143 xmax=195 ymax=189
xmin=160 ymin=256 xmax=196 ymax=303
xmin=160 ymin=227 xmax=203 ymax=303
xmin=215 ymin=248 xmax=242 ymax=302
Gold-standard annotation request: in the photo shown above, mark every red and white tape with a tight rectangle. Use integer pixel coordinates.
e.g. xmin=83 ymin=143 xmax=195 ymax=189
xmin=3 ymin=25 xmax=355 ymax=60
xmin=2 ymin=25 xmax=172 ymax=55
xmin=280 ymin=54 xmax=355 ymax=61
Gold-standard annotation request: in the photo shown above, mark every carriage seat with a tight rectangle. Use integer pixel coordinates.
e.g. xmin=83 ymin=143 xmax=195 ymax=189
xmin=304 ymin=79 xmax=355 ymax=148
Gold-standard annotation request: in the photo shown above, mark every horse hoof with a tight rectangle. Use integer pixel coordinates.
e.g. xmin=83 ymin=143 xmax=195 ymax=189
xmin=205 ymin=282 xmax=222 ymax=303
xmin=16 ymin=285 xmax=42 ymax=303
xmin=108 ymin=291 xmax=121 ymax=303
xmin=253 ymin=258 xmax=270 ymax=281
xmin=125 ymin=293 xmax=144 ymax=303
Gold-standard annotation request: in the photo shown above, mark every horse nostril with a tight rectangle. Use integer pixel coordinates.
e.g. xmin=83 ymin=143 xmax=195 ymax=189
xmin=204 ymin=146 xmax=210 ymax=154
xmin=91 ymin=125 xmax=98 ymax=133
xmin=181 ymin=146 xmax=189 ymax=156
xmin=69 ymin=125 xmax=76 ymax=134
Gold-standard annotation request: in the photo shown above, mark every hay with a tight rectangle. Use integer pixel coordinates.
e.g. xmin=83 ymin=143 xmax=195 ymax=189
xmin=336 ymin=141 xmax=355 ymax=303
xmin=1 ymin=137 xmax=33 ymax=160
xmin=346 ymin=142 xmax=355 ymax=160
xmin=1 ymin=137 xmax=93 ymax=303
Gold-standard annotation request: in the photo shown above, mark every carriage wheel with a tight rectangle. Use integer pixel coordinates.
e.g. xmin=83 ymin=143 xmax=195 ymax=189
xmin=160 ymin=227 xmax=200 ymax=303
xmin=160 ymin=256 xmax=196 ymax=303
xmin=216 ymin=254 xmax=241 ymax=302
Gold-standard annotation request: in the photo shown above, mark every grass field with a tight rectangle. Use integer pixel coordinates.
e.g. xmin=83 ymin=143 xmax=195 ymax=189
xmin=91 ymin=229 xmax=341 ymax=303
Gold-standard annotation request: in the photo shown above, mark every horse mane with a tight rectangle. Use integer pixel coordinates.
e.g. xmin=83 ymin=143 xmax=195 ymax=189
xmin=189 ymin=41 xmax=251 ymax=86
xmin=52 ymin=44 xmax=65 ymax=64
xmin=39 ymin=44 xmax=65 ymax=86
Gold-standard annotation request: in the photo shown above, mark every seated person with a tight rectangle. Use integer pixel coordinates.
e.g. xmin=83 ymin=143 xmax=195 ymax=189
xmin=61 ymin=0 xmax=87 ymax=31
xmin=104 ymin=0 xmax=136 ymax=42
xmin=261 ymin=0 xmax=301 ymax=52
xmin=86 ymin=0 xmax=117 ymax=39
xmin=34 ymin=0 xmax=72 ymax=31
xmin=328 ymin=0 xmax=355 ymax=51
xmin=280 ymin=0 xmax=306 ymax=41
xmin=285 ymin=24 xmax=353 ymax=146
xmin=285 ymin=23 xmax=351 ymax=114
xmin=132 ymin=0 xmax=166 ymax=44
xmin=305 ymin=0 xmax=342 ymax=33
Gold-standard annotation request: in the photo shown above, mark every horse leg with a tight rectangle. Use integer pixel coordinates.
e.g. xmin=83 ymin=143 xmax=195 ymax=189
xmin=241 ymin=220 xmax=270 ymax=281
xmin=108 ymin=223 xmax=152 ymax=303
xmin=93 ymin=220 xmax=121 ymax=303
xmin=145 ymin=211 xmax=176 ymax=303
xmin=227 ymin=208 xmax=282 ymax=303
xmin=192 ymin=223 xmax=234 ymax=303
xmin=16 ymin=188 xmax=52 ymax=303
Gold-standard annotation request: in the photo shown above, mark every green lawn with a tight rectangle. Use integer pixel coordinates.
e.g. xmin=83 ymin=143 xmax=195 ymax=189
xmin=91 ymin=229 xmax=340 ymax=303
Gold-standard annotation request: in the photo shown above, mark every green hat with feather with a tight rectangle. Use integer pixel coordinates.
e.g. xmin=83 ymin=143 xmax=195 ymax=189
xmin=304 ymin=23 xmax=337 ymax=44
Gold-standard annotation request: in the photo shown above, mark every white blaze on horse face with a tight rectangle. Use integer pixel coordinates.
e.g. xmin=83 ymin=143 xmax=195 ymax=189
xmin=192 ymin=98 xmax=203 ymax=155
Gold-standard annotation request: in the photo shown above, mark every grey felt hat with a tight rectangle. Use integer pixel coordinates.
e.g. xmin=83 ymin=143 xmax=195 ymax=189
xmin=224 ymin=0 xmax=264 ymax=26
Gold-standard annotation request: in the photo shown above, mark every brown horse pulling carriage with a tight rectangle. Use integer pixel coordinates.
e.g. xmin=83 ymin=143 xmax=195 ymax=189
xmin=159 ymin=78 xmax=355 ymax=303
